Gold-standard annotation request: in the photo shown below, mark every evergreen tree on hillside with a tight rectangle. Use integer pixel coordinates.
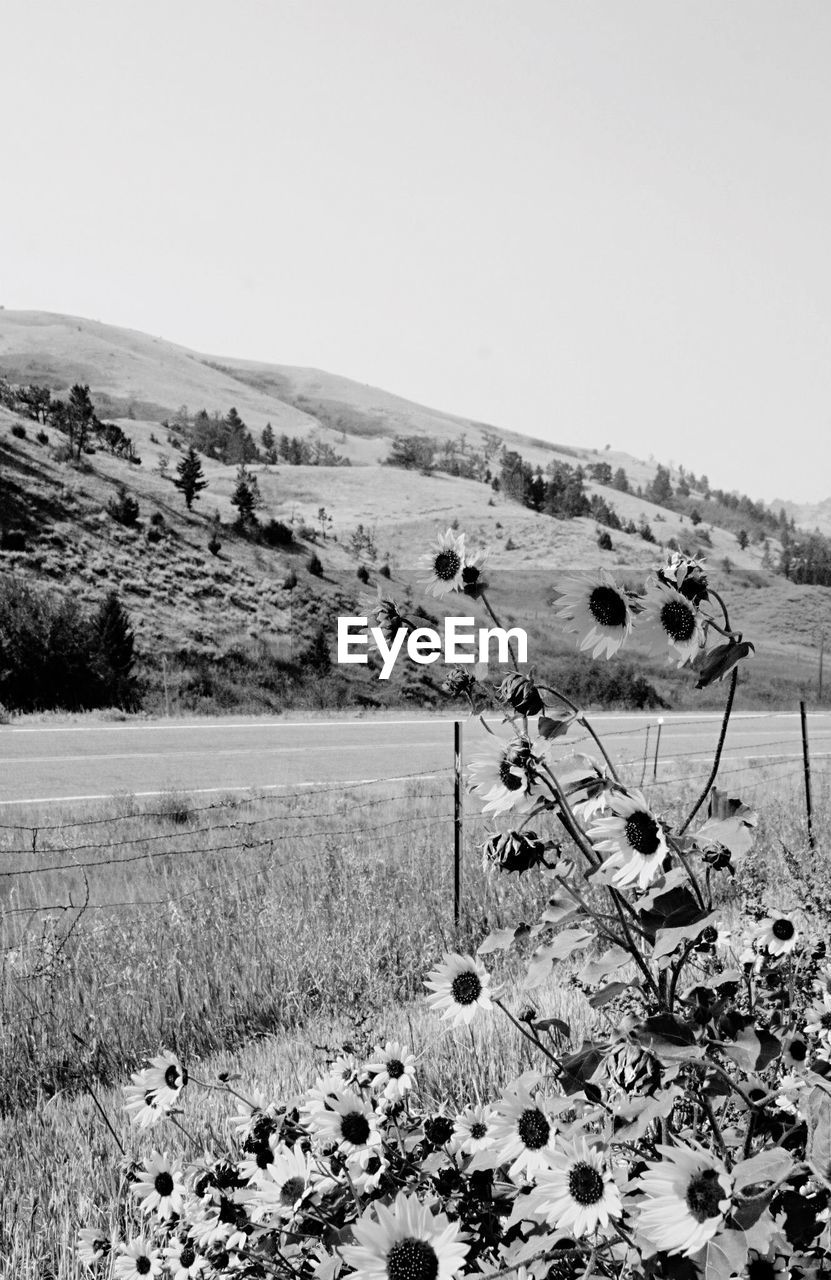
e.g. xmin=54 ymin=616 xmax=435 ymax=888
xmin=67 ymin=383 xmax=97 ymax=459
xmin=231 ymin=465 xmax=262 ymax=527
xmin=173 ymin=446 xmax=208 ymax=510
xmin=93 ymin=592 xmax=138 ymax=709
xmin=647 ymin=464 xmax=674 ymax=506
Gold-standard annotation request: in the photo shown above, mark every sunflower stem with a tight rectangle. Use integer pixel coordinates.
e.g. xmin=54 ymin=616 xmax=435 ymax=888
xmin=609 ymin=889 xmax=662 ymax=1003
xmin=493 ymin=997 xmax=560 ymax=1067
xmin=537 ymin=761 xmax=601 ymax=869
xmin=539 ymin=684 xmax=622 ymax=784
xmin=479 ymin=590 xmax=521 ymax=674
xmin=666 ymin=834 xmax=707 ymax=910
xmin=678 ymin=666 xmax=738 ymax=835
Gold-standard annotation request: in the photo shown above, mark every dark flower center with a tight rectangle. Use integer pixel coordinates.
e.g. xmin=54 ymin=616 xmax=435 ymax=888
xmin=789 ymin=1038 xmax=808 ymax=1062
xmin=434 ymin=550 xmax=461 ymax=582
xmin=470 ymin=1121 xmax=488 ymax=1140
xmin=450 ymin=971 xmax=482 ymax=1006
xmin=747 ymin=1260 xmax=777 ymax=1280
xmin=255 ymin=1145 xmax=274 ymax=1168
xmin=180 ymin=1245 xmax=196 ymax=1268
xmin=498 ymin=759 xmax=524 ymax=791
xmin=164 ymin=1063 xmax=186 ymax=1089
xmin=685 ymin=1168 xmax=725 ymax=1222
xmin=820 ymin=1012 xmax=831 ymax=1030
xmin=624 ymin=810 xmax=661 ymax=856
xmin=568 ymin=1161 xmax=605 ymax=1206
xmin=588 ymin=585 xmax=628 ymax=629
xmin=660 ymin=598 xmax=696 ymax=644
xmin=386 ymin=1059 xmax=405 ymax=1079
xmin=136 ymin=1260 xmax=151 ymax=1277
xmin=517 ymin=1107 xmax=550 ymax=1150
xmin=386 ymin=1237 xmax=440 ymax=1280
xmin=280 ymin=1175 xmax=306 ymax=1204
xmin=340 ymin=1111 xmax=371 ymax=1145
xmin=154 ymin=1170 xmax=175 ymax=1197
xmin=424 ymin=1116 xmax=455 ymax=1146
xmin=772 ymin=919 xmax=795 ymax=941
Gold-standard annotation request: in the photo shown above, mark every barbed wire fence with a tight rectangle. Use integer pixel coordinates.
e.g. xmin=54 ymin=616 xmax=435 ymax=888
xmin=0 ymin=708 xmax=827 ymax=958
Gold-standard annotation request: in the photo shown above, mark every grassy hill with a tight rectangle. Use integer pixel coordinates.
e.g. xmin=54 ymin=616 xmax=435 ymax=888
xmin=1 ymin=309 xmax=828 ymax=714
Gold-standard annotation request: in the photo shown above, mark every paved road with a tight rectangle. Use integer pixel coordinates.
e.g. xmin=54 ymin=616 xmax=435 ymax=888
xmin=0 ymin=711 xmax=829 ymax=807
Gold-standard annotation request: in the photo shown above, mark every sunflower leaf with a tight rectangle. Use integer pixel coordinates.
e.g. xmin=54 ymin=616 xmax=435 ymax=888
xmin=695 ymin=1227 xmax=748 ymax=1280
xmin=732 ymin=1148 xmax=794 ymax=1192
xmin=477 ymin=924 xmax=532 ymax=955
xmin=652 ymin=910 xmax=720 ymax=967
xmin=806 ymin=1085 xmax=831 ymax=1187
xmin=525 ymin=928 xmax=593 ymax=987
xmin=537 ymin=712 xmax=574 ymax=740
xmin=579 ymin=944 xmax=631 ymax=985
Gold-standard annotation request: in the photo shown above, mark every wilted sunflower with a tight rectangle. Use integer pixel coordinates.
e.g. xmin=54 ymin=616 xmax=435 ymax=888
xmin=552 ymin=571 xmax=634 ymax=659
xmin=587 ymin=789 xmax=668 ymax=890
xmin=424 ymin=953 xmax=495 ymax=1026
xmin=467 ymin=737 xmax=540 ymax=816
xmin=341 ymin=1191 xmax=469 ymax=1280
xmin=637 ymin=582 xmax=706 ymax=667
xmin=528 ymin=1137 xmax=622 ymax=1236
xmin=637 ymin=1143 xmax=732 ymax=1256
xmin=421 ymin=528 xmax=467 ymax=597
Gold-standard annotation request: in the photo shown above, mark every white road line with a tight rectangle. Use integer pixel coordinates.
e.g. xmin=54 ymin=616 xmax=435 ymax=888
xmin=0 ymin=773 xmax=444 ymax=807
xmin=0 ymin=740 xmax=449 ymax=766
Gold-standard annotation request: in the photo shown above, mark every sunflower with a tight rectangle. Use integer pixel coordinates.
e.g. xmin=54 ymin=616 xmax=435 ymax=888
xmin=77 ymin=1227 xmax=115 ymax=1267
xmin=756 ymin=914 xmax=799 ymax=956
xmin=123 ymin=1077 xmax=165 ymax=1128
xmin=488 ymin=1077 xmax=559 ymax=1179
xmin=452 ymin=1102 xmax=498 ymax=1157
xmin=467 ymin=737 xmax=539 ymax=817
xmin=228 ymin=1087 xmax=277 ymax=1141
xmin=636 ymin=1143 xmax=732 ymax=1256
xmin=781 ymin=1033 xmax=810 ymax=1072
xmin=307 ymin=1087 xmax=381 ymax=1156
xmin=421 ymin=528 xmax=467 ymax=598
xmin=365 ymin=1041 xmax=416 ymax=1102
xmin=143 ymin=1050 xmax=188 ymax=1107
xmin=637 ymin=583 xmax=706 ymax=668
xmin=164 ymin=1237 xmax=209 ymax=1280
xmin=239 ymin=1129 xmax=280 ymax=1186
xmin=424 ymin=953 xmax=495 ymax=1027
xmin=805 ymin=991 xmax=831 ymax=1045
xmin=347 ymin=1147 xmax=388 ymax=1194
xmin=132 ymin=1150 xmax=186 ymax=1220
xmin=114 ymin=1237 xmax=164 ymax=1280
xmin=341 ymin=1190 xmax=469 ymax=1280
xmin=249 ymin=1143 xmax=312 ymax=1223
xmin=560 ymin=757 xmax=619 ymax=825
xmin=552 ymin=571 xmax=634 ymax=659
xmin=528 ymin=1137 xmax=622 ymax=1237
xmin=587 ymin=790 xmax=669 ymax=890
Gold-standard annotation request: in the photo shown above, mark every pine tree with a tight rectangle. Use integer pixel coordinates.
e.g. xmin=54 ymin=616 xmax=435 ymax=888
xmin=231 ymin=465 xmax=261 ymax=527
xmin=93 ymin=592 xmax=138 ymax=709
xmin=173 ymin=446 xmax=208 ymax=510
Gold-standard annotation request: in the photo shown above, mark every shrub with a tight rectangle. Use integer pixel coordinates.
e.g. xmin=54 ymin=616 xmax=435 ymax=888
xmin=107 ymin=486 xmax=140 ymax=526
xmin=379 ymin=562 xmax=391 ymax=578
xmin=356 ymin=564 xmax=370 ymax=584
xmin=597 ymin=529 xmax=613 ymax=550
xmin=35 ymin=429 xmax=48 ymax=445
xmin=259 ymin=519 xmax=294 ymax=548
xmin=307 ymin=552 xmax=323 ymax=576
xmin=207 ymin=532 xmax=222 ymax=557
xmin=149 ymin=510 xmax=166 ymax=527
xmin=146 ymin=526 xmax=163 ymax=544
xmin=10 ymin=422 xmax=26 ymax=439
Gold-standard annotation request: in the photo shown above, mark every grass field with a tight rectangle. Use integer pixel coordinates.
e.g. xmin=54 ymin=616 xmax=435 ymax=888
xmin=0 ymin=743 xmax=829 ymax=1277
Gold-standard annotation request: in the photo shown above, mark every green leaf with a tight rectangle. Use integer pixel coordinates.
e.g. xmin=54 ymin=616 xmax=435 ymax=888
xmin=525 ymin=927 xmax=593 ymax=988
xmin=477 ymin=923 xmax=530 ymax=955
xmin=537 ymin=712 xmax=574 ymax=740
xmin=732 ymin=1148 xmax=793 ymax=1193
xmin=613 ymin=1086 xmax=680 ymax=1142
xmin=579 ymin=945 xmax=631 ymax=985
xmin=695 ymin=1228 xmax=748 ymax=1280
xmin=806 ymin=1085 xmax=831 ymax=1186
xmin=588 ymin=981 xmax=632 ymax=1009
xmin=652 ymin=910 xmax=719 ymax=967
xmin=631 ymin=1013 xmax=702 ymax=1065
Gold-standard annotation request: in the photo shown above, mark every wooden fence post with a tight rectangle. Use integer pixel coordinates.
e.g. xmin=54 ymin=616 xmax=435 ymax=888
xmin=454 ymin=720 xmax=463 ymax=927
xmin=800 ymin=699 xmax=815 ymax=850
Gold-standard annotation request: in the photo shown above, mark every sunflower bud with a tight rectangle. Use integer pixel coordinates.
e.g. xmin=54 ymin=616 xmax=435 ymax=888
xmin=482 ymin=830 xmax=547 ymax=875
xmin=497 ymin=672 xmax=544 ymax=716
xmin=657 ymin=552 xmax=709 ymax=606
xmin=368 ymin=597 xmax=409 ymax=645
xmin=441 ymin=666 xmax=479 ymax=699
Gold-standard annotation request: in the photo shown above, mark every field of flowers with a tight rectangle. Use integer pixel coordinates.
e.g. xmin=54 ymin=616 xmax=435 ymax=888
xmin=3 ymin=530 xmax=831 ymax=1280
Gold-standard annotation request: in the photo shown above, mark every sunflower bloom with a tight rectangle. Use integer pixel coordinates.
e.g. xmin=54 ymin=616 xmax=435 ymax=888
xmin=424 ymin=953 xmax=494 ymax=1026
xmin=489 ymin=1077 xmax=560 ymax=1179
xmin=114 ymin=1237 xmax=164 ymax=1280
xmin=637 ymin=1143 xmax=732 ymax=1256
xmin=637 ymin=583 xmax=706 ymax=667
xmin=365 ymin=1041 xmax=416 ymax=1101
xmin=467 ymin=737 xmax=539 ymax=816
xmin=587 ymin=789 xmax=668 ymax=889
xmin=421 ymin=528 xmax=467 ymax=598
xmin=553 ymin=571 xmax=634 ymax=659
xmin=132 ymin=1150 xmax=186 ymax=1220
xmin=528 ymin=1137 xmax=622 ymax=1236
xmin=755 ymin=913 xmax=799 ymax=956
xmin=341 ymin=1190 xmax=468 ymax=1280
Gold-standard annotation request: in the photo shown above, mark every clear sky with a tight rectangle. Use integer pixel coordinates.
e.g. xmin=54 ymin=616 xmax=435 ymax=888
xmin=2 ymin=1 xmax=830 ymax=502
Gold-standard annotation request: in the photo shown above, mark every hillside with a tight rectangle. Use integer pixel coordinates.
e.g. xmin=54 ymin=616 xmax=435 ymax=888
xmin=0 ymin=309 xmax=829 ymax=714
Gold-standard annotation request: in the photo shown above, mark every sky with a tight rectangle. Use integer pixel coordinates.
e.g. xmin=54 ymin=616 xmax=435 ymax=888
xmin=2 ymin=1 xmax=830 ymax=503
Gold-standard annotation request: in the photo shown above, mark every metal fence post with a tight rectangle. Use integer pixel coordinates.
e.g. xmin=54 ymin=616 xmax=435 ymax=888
xmin=652 ymin=716 xmax=663 ymax=781
xmin=454 ymin=720 xmax=463 ymax=927
xmin=800 ymin=699 xmax=815 ymax=850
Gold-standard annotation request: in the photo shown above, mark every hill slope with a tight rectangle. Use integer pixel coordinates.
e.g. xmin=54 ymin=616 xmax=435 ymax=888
xmin=0 ymin=309 xmax=828 ymax=714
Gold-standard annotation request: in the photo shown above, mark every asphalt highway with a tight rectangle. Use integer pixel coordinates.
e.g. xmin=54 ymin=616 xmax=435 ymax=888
xmin=1 ymin=711 xmax=829 ymax=807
